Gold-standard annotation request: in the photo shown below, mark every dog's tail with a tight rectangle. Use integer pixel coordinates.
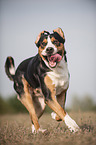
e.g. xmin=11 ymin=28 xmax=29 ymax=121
xmin=5 ymin=56 xmax=15 ymax=81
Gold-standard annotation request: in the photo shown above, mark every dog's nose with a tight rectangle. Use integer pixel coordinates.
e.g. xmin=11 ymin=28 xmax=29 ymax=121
xmin=46 ymin=47 xmax=54 ymax=54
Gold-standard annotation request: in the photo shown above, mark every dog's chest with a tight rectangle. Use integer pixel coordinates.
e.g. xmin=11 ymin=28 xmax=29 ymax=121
xmin=47 ymin=59 xmax=69 ymax=95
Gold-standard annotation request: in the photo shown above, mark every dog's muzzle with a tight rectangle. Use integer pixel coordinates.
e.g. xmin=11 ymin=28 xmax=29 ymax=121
xmin=47 ymin=53 xmax=62 ymax=68
xmin=44 ymin=47 xmax=62 ymax=68
xmin=46 ymin=47 xmax=54 ymax=55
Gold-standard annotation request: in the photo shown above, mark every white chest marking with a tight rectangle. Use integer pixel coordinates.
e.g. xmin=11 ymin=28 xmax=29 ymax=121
xmin=47 ymin=59 xmax=69 ymax=95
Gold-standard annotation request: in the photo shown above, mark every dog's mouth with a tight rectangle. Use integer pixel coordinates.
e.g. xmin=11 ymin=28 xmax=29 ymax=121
xmin=44 ymin=51 xmax=63 ymax=68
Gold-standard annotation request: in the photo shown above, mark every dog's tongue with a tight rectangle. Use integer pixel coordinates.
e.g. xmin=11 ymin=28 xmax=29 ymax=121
xmin=48 ymin=53 xmax=62 ymax=68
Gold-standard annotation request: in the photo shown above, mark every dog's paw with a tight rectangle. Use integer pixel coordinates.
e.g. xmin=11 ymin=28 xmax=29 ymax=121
xmin=51 ymin=112 xmax=56 ymax=120
xmin=38 ymin=128 xmax=47 ymax=133
xmin=64 ymin=113 xmax=80 ymax=132
xmin=31 ymin=124 xmax=37 ymax=134
xmin=31 ymin=124 xmax=47 ymax=134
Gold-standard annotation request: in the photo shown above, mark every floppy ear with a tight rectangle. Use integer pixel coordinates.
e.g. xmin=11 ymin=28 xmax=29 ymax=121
xmin=35 ymin=31 xmax=44 ymax=47
xmin=53 ymin=27 xmax=65 ymax=40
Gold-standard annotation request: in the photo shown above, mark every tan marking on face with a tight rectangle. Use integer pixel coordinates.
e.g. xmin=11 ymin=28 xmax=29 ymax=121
xmin=42 ymin=38 xmax=47 ymax=44
xmin=38 ymin=38 xmax=48 ymax=62
xmin=58 ymin=44 xmax=64 ymax=57
xmin=51 ymin=37 xmax=56 ymax=42
xmin=35 ymin=31 xmax=45 ymax=45
xmin=38 ymin=47 xmax=46 ymax=61
xmin=40 ymin=38 xmax=48 ymax=48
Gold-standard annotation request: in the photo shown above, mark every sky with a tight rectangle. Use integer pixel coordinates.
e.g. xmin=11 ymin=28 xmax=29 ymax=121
xmin=0 ymin=0 xmax=96 ymax=107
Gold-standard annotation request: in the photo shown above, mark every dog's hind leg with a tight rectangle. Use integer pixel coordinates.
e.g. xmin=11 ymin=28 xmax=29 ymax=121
xmin=18 ymin=76 xmax=45 ymax=133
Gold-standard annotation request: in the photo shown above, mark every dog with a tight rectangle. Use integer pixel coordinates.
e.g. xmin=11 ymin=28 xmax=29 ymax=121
xmin=5 ymin=27 xmax=79 ymax=133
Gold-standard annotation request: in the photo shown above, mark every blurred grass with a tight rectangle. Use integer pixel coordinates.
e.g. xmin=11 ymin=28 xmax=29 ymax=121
xmin=0 ymin=112 xmax=96 ymax=145
xmin=0 ymin=95 xmax=28 ymax=114
xmin=0 ymin=95 xmax=96 ymax=145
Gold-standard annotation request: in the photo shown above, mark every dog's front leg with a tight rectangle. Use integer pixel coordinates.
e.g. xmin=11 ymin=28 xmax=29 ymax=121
xmin=44 ymin=75 xmax=80 ymax=132
xmin=51 ymin=91 xmax=66 ymax=121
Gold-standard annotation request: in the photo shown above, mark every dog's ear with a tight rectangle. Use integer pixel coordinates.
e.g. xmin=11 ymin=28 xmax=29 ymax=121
xmin=35 ymin=31 xmax=45 ymax=47
xmin=53 ymin=27 xmax=65 ymax=41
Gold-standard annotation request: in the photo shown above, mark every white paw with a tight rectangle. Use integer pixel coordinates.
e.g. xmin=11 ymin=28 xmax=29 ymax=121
xmin=51 ymin=112 xmax=56 ymax=120
xmin=31 ymin=124 xmax=37 ymax=134
xmin=64 ymin=113 xmax=80 ymax=132
xmin=38 ymin=128 xmax=47 ymax=133
xmin=31 ymin=124 xmax=47 ymax=134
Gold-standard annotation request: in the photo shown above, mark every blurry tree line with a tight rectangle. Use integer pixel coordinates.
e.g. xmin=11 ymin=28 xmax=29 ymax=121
xmin=0 ymin=95 xmax=51 ymax=114
xmin=0 ymin=95 xmax=28 ymax=114
xmin=71 ymin=95 xmax=96 ymax=112
xmin=0 ymin=94 xmax=96 ymax=114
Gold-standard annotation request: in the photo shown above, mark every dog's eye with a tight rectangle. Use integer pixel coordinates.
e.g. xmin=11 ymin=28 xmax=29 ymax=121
xmin=41 ymin=42 xmax=47 ymax=47
xmin=52 ymin=40 xmax=60 ymax=46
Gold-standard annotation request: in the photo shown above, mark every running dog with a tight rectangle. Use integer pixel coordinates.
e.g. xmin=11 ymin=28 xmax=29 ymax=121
xmin=5 ymin=27 xmax=79 ymax=133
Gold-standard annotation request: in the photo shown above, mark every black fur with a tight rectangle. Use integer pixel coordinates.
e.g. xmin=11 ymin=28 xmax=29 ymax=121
xmin=5 ymin=29 xmax=66 ymax=102
xmin=50 ymin=32 xmax=65 ymax=44
xmin=5 ymin=54 xmax=52 ymax=100
xmin=5 ymin=57 xmax=15 ymax=81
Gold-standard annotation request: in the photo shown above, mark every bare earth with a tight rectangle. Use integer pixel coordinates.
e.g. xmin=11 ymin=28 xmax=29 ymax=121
xmin=0 ymin=112 xmax=96 ymax=145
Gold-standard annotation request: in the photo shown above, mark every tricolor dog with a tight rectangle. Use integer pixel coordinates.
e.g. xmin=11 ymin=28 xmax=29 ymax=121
xmin=5 ymin=28 xmax=80 ymax=133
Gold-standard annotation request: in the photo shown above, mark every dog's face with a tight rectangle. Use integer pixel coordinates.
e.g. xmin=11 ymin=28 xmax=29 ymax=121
xmin=35 ymin=28 xmax=65 ymax=68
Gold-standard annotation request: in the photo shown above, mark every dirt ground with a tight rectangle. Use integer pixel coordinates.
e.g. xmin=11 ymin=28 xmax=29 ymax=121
xmin=0 ymin=112 xmax=96 ymax=145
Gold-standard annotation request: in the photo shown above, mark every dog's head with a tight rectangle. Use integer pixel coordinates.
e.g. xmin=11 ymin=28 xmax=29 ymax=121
xmin=35 ymin=27 xmax=65 ymax=68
